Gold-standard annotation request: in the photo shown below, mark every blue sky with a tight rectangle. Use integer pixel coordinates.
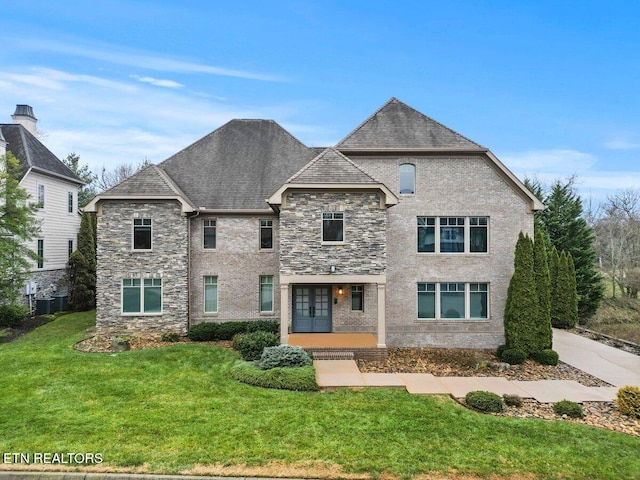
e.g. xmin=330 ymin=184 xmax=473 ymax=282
xmin=1 ymin=1 xmax=638 ymax=202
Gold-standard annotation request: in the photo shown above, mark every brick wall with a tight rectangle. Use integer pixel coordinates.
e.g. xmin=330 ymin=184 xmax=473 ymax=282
xmin=350 ymin=154 xmax=535 ymax=348
xmin=96 ymin=201 xmax=189 ymax=334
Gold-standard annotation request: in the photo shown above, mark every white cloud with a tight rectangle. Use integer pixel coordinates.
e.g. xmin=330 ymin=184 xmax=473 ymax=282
xmin=130 ymin=75 xmax=183 ymax=89
xmin=603 ymin=139 xmax=640 ymax=150
xmin=19 ymin=37 xmax=287 ymax=82
xmin=500 ymin=148 xmax=597 ymax=175
xmin=0 ymin=68 xmax=137 ymax=92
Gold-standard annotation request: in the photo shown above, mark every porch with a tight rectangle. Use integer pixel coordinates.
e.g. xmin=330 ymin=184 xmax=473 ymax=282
xmin=288 ymin=333 xmax=387 ymax=361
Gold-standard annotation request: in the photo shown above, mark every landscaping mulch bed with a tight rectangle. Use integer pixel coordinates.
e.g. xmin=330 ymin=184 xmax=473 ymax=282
xmin=357 ymin=347 xmax=610 ymax=386
xmin=0 ymin=315 xmax=54 ymax=344
xmin=73 ymin=334 xmax=232 ymax=352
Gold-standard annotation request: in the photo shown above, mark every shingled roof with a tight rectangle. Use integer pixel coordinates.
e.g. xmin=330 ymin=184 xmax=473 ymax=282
xmin=159 ymin=119 xmax=316 ymax=209
xmin=287 ymin=148 xmax=380 ymax=184
xmin=0 ymin=124 xmax=83 ymax=184
xmin=101 ymin=164 xmax=192 ymax=200
xmin=337 ymin=97 xmax=485 ymax=150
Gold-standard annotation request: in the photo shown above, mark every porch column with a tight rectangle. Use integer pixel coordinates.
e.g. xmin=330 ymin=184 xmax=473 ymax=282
xmin=280 ymin=282 xmax=290 ymax=344
xmin=377 ymin=283 xmax=386 ymax=348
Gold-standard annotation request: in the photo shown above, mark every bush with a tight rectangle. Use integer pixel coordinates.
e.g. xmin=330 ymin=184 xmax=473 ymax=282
xmin=553 ymin=400 xmax=584 ymax=418
xmin=531 ymin=349 xmax=559 ymax=366
xmin=230 ymin=361 xmax=318 ymax=391
xmin=187 ymin=322 xmax=220 ymax=341
xmin=161 ymin=332 xmax=181 ymax=342
xmin=187 ymin=320 xmax=280 ymax=341
xmin=496 ymin=344 xmax=508 ymax=359
xmin=256 ymin=345 xmax=312 ymax=370
xmin=499 ymin=348 xmax=527 ymax=365
xmin=232 ymin=331 xmax=279 ymax=361
xmin=616 ymin=385 xmax=640 ymax=419
xmin=503 ymin=394 xmax=524 ymax=408
xmin=465 ymin=391 xmax=504 ymax=413
xmin=0 ymin=304 xmax=29 ymax=328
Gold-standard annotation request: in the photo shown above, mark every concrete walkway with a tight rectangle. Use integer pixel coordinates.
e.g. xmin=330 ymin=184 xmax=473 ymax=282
xmin=314 ymin=329 xmax=640 ymax=402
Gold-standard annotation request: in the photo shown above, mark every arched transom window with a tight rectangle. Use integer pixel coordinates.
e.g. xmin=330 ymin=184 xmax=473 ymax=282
xmin=399 ymin=163 xmax=415 ymax=194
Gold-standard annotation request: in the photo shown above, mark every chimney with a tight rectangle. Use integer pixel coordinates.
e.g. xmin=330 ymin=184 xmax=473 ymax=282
xmin=12 ymin=104 xmax=38 ymax=136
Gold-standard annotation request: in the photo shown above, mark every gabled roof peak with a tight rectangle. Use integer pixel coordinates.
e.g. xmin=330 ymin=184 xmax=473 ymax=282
xmin=336 ymin=97 xmax=485 ymax=151
xmin=286 ymin=147 xmax=380 ymax=185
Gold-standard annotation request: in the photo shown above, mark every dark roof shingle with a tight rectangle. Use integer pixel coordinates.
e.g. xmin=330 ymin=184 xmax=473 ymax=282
xmin=0 ymin=124 xmax=83 ymax=184
xmin=288 ymin=148 xmax=380 ymax=184
xmin=337 ymin=97 xmax=484 ymax=150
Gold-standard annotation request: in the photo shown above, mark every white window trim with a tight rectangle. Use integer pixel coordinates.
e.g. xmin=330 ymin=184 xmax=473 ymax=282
xmin=259 ymin=275 xmax=274 ymax=313
xmin=399 ymin=163 xmax=416 ymax=195
xmin=203 ymin=275 xmax=218 ymax=314
xmin=259 ymin=219 xmax=274 ymax=251
xmin=203 ymin=219 xmax=217 ymax=250
xmin=417 ymin=282 xmax=490 ymax=321
xmin=321 ymin=212 xmax=345 ymax=245
xmin=417 ymin=216 xmax=489 ymax=255
xmin=121 ymin=278 xmax=163 ymax=316
xmin=132 ymin=218 xmax=152 ymax=251
xmin=67 ymin=191 xmax=74 ymax=214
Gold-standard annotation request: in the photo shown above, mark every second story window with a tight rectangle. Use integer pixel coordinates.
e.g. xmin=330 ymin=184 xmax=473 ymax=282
xmin=440 ymin=217 xmax=465 ymax=253
xmin=133 ymin=218 xmax=152 ymax=250
xmin=322 ymin=212 xmax=344 ymax=242
xmin=260 ymin=219 xmax=273 ymax=249
xmin=37 ymin=239 xmax=44 ymax=269
xmin=399 ymin=164 xmax=415 ymax=194
xmin=203 ymin=219 xmax=216 ymax=249
xmin=68 ymin=192 xmax=74 ymax=213
xmin=37 ymin=184 xmax=45 ymax=208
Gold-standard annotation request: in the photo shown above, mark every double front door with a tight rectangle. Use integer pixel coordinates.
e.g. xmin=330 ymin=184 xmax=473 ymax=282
xmin=292 ymin=285 xmax=332 ymax=333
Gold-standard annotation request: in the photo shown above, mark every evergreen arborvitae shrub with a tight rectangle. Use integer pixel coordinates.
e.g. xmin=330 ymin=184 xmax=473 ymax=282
xmin=533 ymin=230 xmax=552 ymax=351
xmin=256 ymin=345 xmax=312 ymax=370
xmin=553 ymin=400 xmax=584 ymax=418
xmin=233 ymin=331 xmax=279 ymax=361
xmin=465 ymin=391 xmax=504 ymax=413
xmin=616 ymin=385 xmax=640 ymax=418
xmin=500 ymin=348 xmax=527 ymax=365
xmin=67 ymin=251 xmax=96 ymax=311
xmin=504 ymin=233 xmax=539 ymax=356
xmin=531 ymin=349 xmax=559 ymax=366
xmin=567 ymin=253 xmax=579 ymax=327
xmin=552 ymin=251 xmax=579 ymax=329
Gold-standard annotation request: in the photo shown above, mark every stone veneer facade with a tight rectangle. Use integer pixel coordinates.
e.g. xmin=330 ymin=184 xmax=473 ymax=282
xmin=95 ymin=201 xmax=189 ymax=334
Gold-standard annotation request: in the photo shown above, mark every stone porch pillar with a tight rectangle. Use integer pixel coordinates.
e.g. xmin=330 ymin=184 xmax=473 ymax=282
xmin=377 ymin=283 xmax=386 ymax=348
xmin=280 ymin=283 xmax=290 ymax=344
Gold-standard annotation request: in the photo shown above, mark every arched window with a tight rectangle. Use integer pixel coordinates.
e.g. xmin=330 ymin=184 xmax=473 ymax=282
xmin=399 ymin=163 xmax=415 ymax=194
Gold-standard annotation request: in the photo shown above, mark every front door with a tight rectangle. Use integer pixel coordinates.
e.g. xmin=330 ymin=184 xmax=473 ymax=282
xmin=292 ymin=285 xmax=332 ymax=333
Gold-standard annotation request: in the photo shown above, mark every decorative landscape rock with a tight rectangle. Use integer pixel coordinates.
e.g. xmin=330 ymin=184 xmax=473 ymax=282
xmin=110 ymin=337 xmax=130 ymax=352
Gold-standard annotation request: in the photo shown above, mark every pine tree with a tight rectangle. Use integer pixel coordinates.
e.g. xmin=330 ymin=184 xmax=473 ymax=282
xmin=67 ymin=211 xmax=96 ymax=310
xmin=567 ymin=252 xmax=579 ymax=327
xmin=504 ymin=232 xmax=539 ymax=355
xmin=538 ymin=179 xmax=603 ymax=320
xmin=533 ymin=230 xmax=552 ymax=350
xmin=0 ymin=153 xmax=41 ymax=304
xmin=550 ymin=246 xmax=560 ymax=295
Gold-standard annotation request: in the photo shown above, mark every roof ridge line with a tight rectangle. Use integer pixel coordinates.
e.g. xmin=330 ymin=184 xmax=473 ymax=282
xmin=332 ymin=148 xmax=382 ymax=183
xmin=335 ymin=97 xmax=397 ymax=147
xmin=285 ymin=147 xmax=329 ymax=183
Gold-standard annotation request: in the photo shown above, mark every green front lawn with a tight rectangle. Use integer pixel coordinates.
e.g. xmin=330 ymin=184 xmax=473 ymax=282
xmin=1 ymin=312 xmax=639 ymax=479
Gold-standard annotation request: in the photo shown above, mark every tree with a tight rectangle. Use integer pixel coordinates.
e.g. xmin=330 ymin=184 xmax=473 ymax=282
xmin=504 ymin=232 xmax=540 ymax=355
xmin=528 ymin=177 xmax=603 ymax=320
xmin=0 ymin=152 xmax=41 ymax=303
xmin=551 ymin=251 xmax=579 ymax=329
xmin=63 ymin=152 xmax=97 ymax=208
xmin=533 ymin=230 xmax=552 ymax=349
xmin=98 ymin=159 xmax=150 ymax=192
xmin=67 ymin=211 xmax=96 ymax=311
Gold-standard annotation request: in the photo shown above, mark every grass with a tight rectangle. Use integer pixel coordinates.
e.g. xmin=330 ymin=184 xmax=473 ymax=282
xmin=1 ymin=312 xmax=639 ymax=479
xmin=586 ymin=296 xmax=640 ymax=344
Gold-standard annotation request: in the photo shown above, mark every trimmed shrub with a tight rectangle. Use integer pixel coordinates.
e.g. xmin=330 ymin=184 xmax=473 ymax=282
xmin=500 ymin=348 xmax=527 ymax=365
xmin=187 ymin=322 xmax=219 ymax=341
xmin=503 ymin=394 xmax=524 ymax=408
xmin=230 ymin=361 xmax=318 ymax=391
xmin=553 ymin=400 xmax=584 ymax=418
xmin=187 ymin=320 xmax=280 ymax=341
xmin=616 ymin=385 xmax=640 ymax=419
xmin=161 ymin=332 xmax=181 ymax=342
xmin=532 ymin=349 xmax=559 ymax=366
xmin=465 ymin=391 xmax=504 ymax=413
xmin=256 ymin=345 xmax=312 ymax=370
xmin=496 ymin=344 xmax=508 ymax=359
xmin=0 ymin=304 xmax=29 ymax=328
xmin=233 ymin=331 xmax=279 ymax=361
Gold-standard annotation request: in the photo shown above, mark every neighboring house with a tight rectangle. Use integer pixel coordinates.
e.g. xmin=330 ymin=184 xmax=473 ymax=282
xmin=0 ymin=105 xmax=84 ymax=301
xmin=85 ymin=98 xmax=543 ymax=349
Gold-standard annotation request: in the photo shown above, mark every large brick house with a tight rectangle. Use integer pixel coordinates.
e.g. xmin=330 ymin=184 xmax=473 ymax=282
xmin=85 ymin=98 xmax=543 ymax=349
